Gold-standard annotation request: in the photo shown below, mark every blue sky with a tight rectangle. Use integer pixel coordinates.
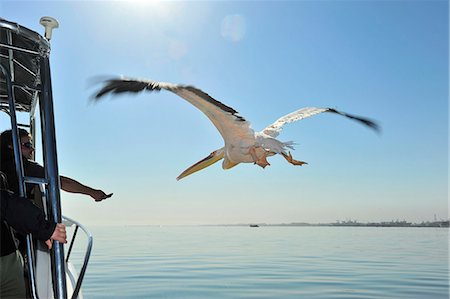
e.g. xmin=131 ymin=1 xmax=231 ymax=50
xmin=0 ymin=0 xmax=448 ymax=225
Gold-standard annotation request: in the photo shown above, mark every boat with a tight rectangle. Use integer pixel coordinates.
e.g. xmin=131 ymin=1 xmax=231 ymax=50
xmin=0 ymin=17 xmax=92 ymax=299
xmin=249 ymin=224 xmax=259 ymax=227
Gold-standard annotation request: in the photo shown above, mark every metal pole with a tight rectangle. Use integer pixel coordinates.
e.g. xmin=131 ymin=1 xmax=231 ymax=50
xmin=65 ymin=225 xmax=79 ymax=263
xmin=0 ymin=63 xmax=40 ymax=299
xmin=39 ymin=56 xmax=67 ymax=299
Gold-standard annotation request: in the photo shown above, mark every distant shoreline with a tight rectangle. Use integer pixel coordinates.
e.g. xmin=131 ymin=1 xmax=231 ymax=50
xmin=240 ymin=220 xmax=450 ymax=228
xmin=103 ymin=220 xmax=450 ymax=228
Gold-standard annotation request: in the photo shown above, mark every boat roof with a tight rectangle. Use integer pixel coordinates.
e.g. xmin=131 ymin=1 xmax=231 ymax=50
xmin=0 ymin=18 xmax=50 ymax=113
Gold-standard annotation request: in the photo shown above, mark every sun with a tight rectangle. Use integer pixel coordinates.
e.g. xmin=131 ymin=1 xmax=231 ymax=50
xmin=122 ymin=0 xmax=177 ymax=20
xmin=129 ymin=0 xmax=163 ymax=7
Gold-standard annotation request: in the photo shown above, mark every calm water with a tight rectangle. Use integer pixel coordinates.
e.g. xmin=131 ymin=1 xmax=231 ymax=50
xmin=68 ymin=226 xmax=449 ymax=298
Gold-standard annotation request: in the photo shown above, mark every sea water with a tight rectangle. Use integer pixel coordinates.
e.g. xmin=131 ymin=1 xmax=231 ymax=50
xmin=68 ymin=226 xmax=449 ymax=298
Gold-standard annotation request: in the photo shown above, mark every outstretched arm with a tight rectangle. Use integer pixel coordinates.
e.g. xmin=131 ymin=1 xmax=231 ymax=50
xmin=60 ymin=176 xmax=111 ymax=202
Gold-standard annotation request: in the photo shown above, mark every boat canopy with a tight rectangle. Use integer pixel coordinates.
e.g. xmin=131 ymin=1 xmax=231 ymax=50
xmin=0 ymin=17 xmax=50 ymax=113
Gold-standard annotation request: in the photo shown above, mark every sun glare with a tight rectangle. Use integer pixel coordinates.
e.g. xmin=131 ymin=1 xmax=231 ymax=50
xmin=127 ymin=0 xmax=166 ymax=11
xmin=221 ymin=14 xmax=247 ymax=42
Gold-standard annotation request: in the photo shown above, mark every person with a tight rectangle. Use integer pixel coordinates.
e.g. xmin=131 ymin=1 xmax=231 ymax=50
xmin=1 ymin=172 xmax=67 ymax=299
xmin=0 ymin=128 xmax=112 ymax=201
xmin=0 ymin=128 xmax=110 ymax=297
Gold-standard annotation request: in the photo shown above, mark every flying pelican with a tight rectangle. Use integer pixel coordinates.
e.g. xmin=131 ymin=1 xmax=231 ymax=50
xmin=94 ymin=77 xmax=379 ymax=180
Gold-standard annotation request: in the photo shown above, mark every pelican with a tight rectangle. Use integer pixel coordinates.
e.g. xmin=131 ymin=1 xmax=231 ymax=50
xmin=94 ymin=77 xmax=379 ymax=180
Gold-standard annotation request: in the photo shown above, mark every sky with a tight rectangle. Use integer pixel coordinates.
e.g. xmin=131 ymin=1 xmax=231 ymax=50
xmin=0 ymin=0 xmax=448 ymax=226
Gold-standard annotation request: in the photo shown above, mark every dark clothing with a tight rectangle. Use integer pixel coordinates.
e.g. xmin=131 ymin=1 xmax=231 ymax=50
xmin=1 ymin=159 xmax=45 ymax=198
xmin=0 ymin=190 xmax=56 ymax=257
xmin=0 ymin=250 xmax=27 ymax=298
xmin=1 ymin=159 xmax=49 ymax=258
xmin=1 ymin=219 xmax=16 ymax=256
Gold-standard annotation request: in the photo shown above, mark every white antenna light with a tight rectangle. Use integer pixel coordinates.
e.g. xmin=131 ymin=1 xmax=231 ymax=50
xmin=39 ymin=16 xmax=59 ymax=41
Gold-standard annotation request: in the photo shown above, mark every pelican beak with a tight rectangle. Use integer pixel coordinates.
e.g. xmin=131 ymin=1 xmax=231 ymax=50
xmin=176 ymin=149 xmax=225 ymax=180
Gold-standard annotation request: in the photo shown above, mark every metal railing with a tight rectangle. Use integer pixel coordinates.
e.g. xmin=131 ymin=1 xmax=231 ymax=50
xmin=63 ymin=215 xmax=93 ymax=299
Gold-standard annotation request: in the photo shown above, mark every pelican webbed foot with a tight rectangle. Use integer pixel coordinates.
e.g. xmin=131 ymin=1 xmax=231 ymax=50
xmin=281 ymin=152 xmax=307 ymax=166
xmin=249 ymin=146 xmax=270 ymax=168
xmin=255 ymin=156 xmax=270 ymax=168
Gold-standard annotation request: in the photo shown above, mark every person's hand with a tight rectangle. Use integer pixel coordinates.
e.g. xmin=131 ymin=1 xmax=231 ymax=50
xmin=91 ymin=190 xmax=113 ymax=202
xmin=45 ymin=223 xmax=67 ymax=249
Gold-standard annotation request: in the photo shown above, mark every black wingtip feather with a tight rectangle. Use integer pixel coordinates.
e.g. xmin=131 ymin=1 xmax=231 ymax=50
xmin=326 ymin=108 xmax=381 ymax=134
xmin=93 ymin=78 xmax=162 ymax=100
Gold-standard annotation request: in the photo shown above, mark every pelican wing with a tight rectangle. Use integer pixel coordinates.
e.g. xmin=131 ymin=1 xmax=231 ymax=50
xmin=262 ymin=107 xmax=380 ymax=138
xmin=94 ymin=78 xmax=255 ymax=142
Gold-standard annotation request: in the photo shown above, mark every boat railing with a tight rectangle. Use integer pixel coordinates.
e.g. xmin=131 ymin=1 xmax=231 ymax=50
xmin=62 ymin=215 xmax=93 ymax=299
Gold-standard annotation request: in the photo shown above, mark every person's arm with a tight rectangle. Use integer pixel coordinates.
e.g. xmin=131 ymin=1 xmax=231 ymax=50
xmin=0 ymin=190 xmax=66 ymax=245
xmin=26 ymin=162 xmax=111 ymax=202
xmin=45 ymin=223 xmax=67 ymax=249
xmin=60 ymin=176 xmax=110 ymax=201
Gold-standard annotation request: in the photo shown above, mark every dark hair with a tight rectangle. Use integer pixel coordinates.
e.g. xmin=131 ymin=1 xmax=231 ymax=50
xmin=0 ymin=129 xmax=34 ymax=196
xmin=0 ymin=129 xmax=30 ymax=169
xmin=1 ymin=129 xmax=30 ymax=141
